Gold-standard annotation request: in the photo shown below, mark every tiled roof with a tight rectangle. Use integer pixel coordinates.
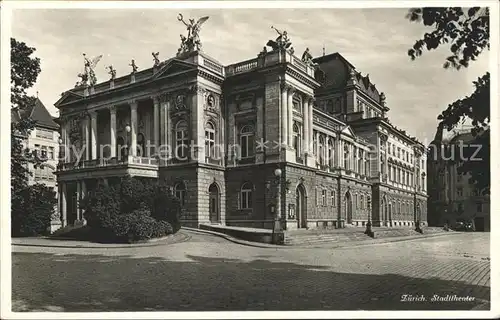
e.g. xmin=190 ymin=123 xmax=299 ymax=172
xmin=13 ymin=98 xmax=59 ymax=130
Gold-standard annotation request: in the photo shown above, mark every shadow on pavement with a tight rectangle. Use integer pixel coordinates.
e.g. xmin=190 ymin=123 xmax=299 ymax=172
xmin=12 ymin=252 xmax=490 ymax=312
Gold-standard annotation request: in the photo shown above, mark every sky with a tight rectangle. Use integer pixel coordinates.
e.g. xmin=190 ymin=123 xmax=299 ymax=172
xmin=11 ymin=7 xmax=489 ymax=143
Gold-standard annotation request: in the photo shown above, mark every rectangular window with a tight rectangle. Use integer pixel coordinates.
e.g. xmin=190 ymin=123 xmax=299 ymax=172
xmin=330 ymin=191 xmax=335 ymax=206
xmin=48 ymin=147 xmax=54 ymax=160
xmin=322 ymin=189 xmax=327 ymax=206
xmin=476 ymin=203 xmax=483 ymax=212
xmin=41 ymin=146 xmax=48 ymax=160
xmin=457 ymin=187 xmax=463 ymax=197
xmin=35 ymin=128 xmax=53 ymax=140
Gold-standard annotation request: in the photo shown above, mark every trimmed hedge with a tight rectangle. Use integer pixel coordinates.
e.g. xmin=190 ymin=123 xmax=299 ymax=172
xmin=80 ymin=177 xmax=181 ymax=243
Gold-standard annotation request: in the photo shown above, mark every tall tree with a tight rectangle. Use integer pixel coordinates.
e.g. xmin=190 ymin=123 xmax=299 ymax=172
xmin=11 ymin=38 xmax=56 ymax=236
xmin=406 ymin=7 xmax=490 ymax=194
xmin=11 ymin=38 xmax=42 ymax=191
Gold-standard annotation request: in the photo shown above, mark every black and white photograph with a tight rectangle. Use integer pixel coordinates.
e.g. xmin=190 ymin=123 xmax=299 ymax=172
xmin=1 ymin=0 xmax=498 ymax=318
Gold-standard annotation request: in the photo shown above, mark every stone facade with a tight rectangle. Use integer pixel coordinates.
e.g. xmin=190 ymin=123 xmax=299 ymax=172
xmin=427 ymin=127 xmax=490 ymax=231
xmin=54 ymin=44 xmax=427 ymax=230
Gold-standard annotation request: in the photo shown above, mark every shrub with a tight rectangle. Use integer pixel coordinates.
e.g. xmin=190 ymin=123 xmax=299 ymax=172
xmin=80 ymin=177 xmax=181 ymax=243
xmin=80 ymin=184 xmax=120 ymax=229
xmin=11 ymin=183 xmax=57 ymax=237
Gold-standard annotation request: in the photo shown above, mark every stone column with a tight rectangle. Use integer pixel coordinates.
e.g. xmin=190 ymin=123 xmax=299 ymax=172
xmin=153 ymin=96 xmax=160 ymax=156
xmin=84 ymin=117 xmax=90 ymax=161
xmin=76 ymin=181 xmax=81 ymax=221
xmin=81 ymin=180 xmax=87 ymax=222
xmin=309 ymin=98 xmax=314 ymax=154
xmin=61 ymin=182 xmax=67 ymax=227
xmin=337 ymin=138 xmax=342 ymax=168
xmin=110 ymin=106 xmax=117 ymax=158
xmin=287 ymin=87 xmax=295 ymax=147
xmin=61 ymin=119 xmax=68 ymax=162
xmin=315 ymin=131 xmax=320 ymax=161
xmin=130 ymin=100 xmax=138 ymax=157
xmin=303 ymin=96 xmax=310 ymax=155
xmin=281 ymin=83 xmax=288 ymax=146
xmin=164 ymin=97 xmax=171 ymax=159
xmin=90 ymin=111 xmax=98 ymax=160
xmin=325 ymin=135 xmax=330 ymax=167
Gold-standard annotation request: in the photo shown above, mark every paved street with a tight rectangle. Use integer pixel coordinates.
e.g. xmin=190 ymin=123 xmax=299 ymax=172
xmin=12 ymin=231 xmax=490 ymax=311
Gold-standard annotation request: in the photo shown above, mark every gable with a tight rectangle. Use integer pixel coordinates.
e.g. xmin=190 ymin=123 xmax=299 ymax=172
xmin=153 ymin=59 xmax=198 ymax=80
xmin=54 ymin=91 xmax=84 ymax=107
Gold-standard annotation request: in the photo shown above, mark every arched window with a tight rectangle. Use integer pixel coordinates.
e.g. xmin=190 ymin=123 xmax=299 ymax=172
xmin=328 ymin=138 xmax=334 ymax=168
xmin=380 ymin=155 xmax=385 ymax=175
xmin=293 ymin=123 xmax=301 ymax=160
xmin=205 ymin=122 xmax=216 ymax=159
xmin=240 ymin=125 xmax=255 ymax=158
xmin=319 ymin=136 xmax=325 ymax=166
xmin=358 ymin=149 xmax=363 ymax=174
xmin=175 ymin=121 xmax=189 ymax=160
xmin=240 ymin=182 xmax=253 ymax=209
xmin=343 ymin=143 xmax=350 ymax=169
xmin=174 ymin=182 xmax=187 ymax=206
xmin=137 ymin=133 xmax=145 ymax=157
xmin=364 ymin=153 xmax=370 ymax=176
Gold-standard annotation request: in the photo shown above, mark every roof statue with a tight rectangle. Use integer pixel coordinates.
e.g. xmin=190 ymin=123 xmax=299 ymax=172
xmin=177 ymin=13 xmax=210 ymax=56
xmin=301 ymin=47 xmax=317 ymax=67
xmin=75 ymin=53 xmax=102 ymax=88
xmin=107 ymin=65 xmax=116 ymax=80
xmin=129 ymin=59 xmax=138 ymax=74
xmin=266 ymin=26 xmax=294 ymax=53
xmin=152 ymin=52 xmax=160 ymax=67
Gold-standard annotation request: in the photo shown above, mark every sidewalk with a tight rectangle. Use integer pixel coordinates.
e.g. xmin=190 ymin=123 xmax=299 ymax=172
xmin=183 ymin=227 xmax=462 ymax=249
xmin=11 ymin=231 xmax=190 ymax=249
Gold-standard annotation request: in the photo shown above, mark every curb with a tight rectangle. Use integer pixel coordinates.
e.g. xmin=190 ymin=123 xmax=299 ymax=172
xmin=182 ymin=227 xmax=281 ymax=249
xmin=11 ymin=232 xmax=191 ymax=249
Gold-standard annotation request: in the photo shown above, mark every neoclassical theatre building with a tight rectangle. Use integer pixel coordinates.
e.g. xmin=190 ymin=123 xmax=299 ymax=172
xmin=55 ymin=20 xmax=427 ymax=230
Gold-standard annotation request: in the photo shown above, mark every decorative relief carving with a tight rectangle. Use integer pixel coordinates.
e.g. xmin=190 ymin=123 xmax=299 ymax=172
xmin=174 ymin=94 xmax=187 ymax=110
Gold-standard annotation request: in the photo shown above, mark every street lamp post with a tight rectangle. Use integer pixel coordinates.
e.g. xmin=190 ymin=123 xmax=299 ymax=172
xmin=272 ymin=168 xmax=284 ymax=245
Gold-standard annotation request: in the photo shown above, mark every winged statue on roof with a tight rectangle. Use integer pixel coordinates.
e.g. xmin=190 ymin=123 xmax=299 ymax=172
xmin=177 ymin=13 xmax=210 ymax=55
xmin=76 ymin=53 xmax=103 ymax=87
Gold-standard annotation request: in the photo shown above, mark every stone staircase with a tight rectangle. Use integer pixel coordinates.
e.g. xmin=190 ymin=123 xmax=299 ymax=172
xmin=284 ymin=226 xmax=450 ymax=246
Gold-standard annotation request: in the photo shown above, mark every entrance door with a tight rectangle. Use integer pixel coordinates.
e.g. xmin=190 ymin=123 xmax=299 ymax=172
xmin=208 ymin=183 xmax=220 ymax=223
xmin=345 ymin=192 xmax=352 ymax=224
xmin=296 ymin=184 xmax=307 ymax=228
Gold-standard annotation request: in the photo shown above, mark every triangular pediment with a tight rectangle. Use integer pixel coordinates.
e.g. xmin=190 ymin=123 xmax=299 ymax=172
xmin=341 ymin=125 xmax=356 ymax=138
xmin=54 ymin=90 xmax=84 ymax=107
xmin=153 ymin=59 xmax=198 ymax=80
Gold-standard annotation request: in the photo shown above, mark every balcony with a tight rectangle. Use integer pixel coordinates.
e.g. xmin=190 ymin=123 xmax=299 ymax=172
xmin=57 ymin=156 xmax=159 ymax=172
xmin=225 ymin=50 xmax=316 ymax=78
